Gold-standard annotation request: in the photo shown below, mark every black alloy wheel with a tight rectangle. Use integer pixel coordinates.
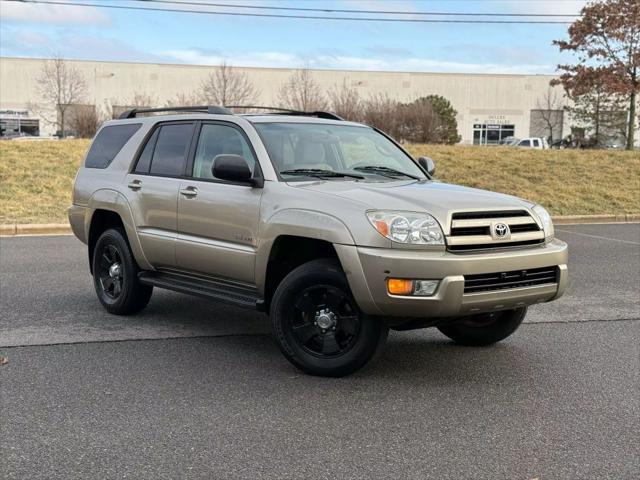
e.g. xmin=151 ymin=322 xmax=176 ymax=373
xmin=289 ymin=285 xmax=362 ymax=358
xmin=92 ymin=228 xmax=153 ymax=315
xmin=270 ymin=259 xmax=388 ymax=377
xmin=97 ymin=244 xmax=124 ymax=299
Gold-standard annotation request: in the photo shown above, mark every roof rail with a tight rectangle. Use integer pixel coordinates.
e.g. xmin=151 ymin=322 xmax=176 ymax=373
xmin=226 ymin=105 xmax=344 ymax=121
xmin=118 ymin=105 xmax=232 ymax=119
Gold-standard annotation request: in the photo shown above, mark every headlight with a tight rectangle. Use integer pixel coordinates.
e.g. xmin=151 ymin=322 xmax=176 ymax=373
xmin=366 ymin=210 xmax=445 ymax=245
xmin=533 ymin=205 xmax=554 ymax=239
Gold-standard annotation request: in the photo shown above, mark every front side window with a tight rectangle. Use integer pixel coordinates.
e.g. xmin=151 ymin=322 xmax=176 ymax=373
xmin=192 ymin=124 xmax=257 ymax=180
xmin=254 ymin=123 xmax=425 ymax=181
xmin=85 ymin=123 xmax=141 ymax=168
xmin=148 ymin=123 xmax=193 ymax=176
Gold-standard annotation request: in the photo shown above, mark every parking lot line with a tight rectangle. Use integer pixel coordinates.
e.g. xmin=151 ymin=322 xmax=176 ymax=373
xmin=556 ymin=229 xmax=640 ymax=246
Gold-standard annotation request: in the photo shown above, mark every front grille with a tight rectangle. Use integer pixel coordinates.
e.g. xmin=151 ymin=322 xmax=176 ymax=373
xmin=451 ymin=210 xmax=531 ymax=220
xmin=447 ymin=209 xmax=544 ymax=252
xmin=464 ymin=266 xmax=559 ymax=294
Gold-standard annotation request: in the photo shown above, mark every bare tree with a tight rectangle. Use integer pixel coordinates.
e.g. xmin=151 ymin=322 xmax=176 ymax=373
xmin=164 ymin=92 xmax=202 ymax=108
xmin=35 ymin=57 xmax=87 ymax=138
xmin=362 ymin=94 xmax=401 ymax=139
xmin=68 ymin=104 xmax=102 ymax=138
xmin=199 ymin=61 xmax=257 ymax=107
xmin=532 ymin=87 xmax=566 ymax=142
xmin=327 ymin=80 xmax=362 ymax=121
xmin=107 ymin=92 xmax=158 ymax=119
xmin=278 ymin=67 xmax=327 ymax=111
xmin=398 ymin=100 xmax=445 ymax=144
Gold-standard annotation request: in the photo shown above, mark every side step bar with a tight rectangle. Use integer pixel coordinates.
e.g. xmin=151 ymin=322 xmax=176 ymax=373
xmin=138 ymin=271 xmax=264 ymax=311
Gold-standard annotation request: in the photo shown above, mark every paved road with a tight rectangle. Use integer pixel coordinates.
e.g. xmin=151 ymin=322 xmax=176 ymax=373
xmin=1 ymin=224 xmax=639 ymax=479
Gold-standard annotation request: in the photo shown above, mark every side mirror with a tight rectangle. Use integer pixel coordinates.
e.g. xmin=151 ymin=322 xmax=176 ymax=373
xmin=212 ymin=154 xmax=261 ymax=186
xmin=418 ymin=156 xmax=435 ymax=176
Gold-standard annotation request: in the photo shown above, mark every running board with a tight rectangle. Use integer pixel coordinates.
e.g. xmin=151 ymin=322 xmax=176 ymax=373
xmin=138 ymin=271 xmax=263 ymax=310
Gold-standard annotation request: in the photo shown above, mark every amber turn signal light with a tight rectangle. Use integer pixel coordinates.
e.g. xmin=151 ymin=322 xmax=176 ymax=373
xmin=387 ymin=278 xmax=413 ymax=295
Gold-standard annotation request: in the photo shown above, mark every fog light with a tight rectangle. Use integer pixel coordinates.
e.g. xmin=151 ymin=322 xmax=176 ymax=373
xmin=413 ymin=280 xmax=439 ymax=296
xmin=387 ymin=279 xmax=440 ymax=296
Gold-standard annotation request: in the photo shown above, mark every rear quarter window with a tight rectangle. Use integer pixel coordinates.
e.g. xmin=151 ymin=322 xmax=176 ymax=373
xmin=85 ymin=123 xmax=142 ymax=169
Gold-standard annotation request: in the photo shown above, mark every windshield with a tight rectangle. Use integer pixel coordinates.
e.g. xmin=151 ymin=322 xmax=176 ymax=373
xmin=253 ymin=122 xmax=426 ymax=181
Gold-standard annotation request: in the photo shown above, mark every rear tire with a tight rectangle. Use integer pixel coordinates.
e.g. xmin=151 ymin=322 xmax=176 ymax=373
xmin=270 ymin=259 xmax=388 ymax=377
xmin=437 ymin=307 xmax=527 ymax=346
xmin=92 ymin=228 xmax=153 ymax=315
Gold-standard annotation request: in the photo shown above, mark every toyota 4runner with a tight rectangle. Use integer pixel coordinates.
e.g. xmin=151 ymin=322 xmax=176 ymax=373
xmin=69 ymin=106 xmax=568 ymax=377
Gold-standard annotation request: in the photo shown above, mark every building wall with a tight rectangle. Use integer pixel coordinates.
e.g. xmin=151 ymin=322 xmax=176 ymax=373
xmin=0 ymin=56 xmax=595 ymax=143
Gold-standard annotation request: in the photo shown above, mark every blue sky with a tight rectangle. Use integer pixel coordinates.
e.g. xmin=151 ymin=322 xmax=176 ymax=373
xmin=0 ymin=0 xmax=586 ymax=74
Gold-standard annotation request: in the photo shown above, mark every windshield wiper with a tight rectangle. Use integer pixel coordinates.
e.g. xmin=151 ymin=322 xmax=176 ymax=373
xmin=281 ymin=168 xmax=364 ymax=179
xmin=353 ymin=165 xmax=420 ymax=180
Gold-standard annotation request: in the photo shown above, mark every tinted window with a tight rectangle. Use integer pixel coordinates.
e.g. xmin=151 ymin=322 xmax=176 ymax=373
xmin=519 ymin=139 xmax=531 ymax=147
xmin=134 ymin=128 xmax=159 ymax=174
xmin=85 ymin=123 xmax=141 ymax=168
xmin=192 ymin=124 xmax=257 ymax=180
xmin=532 ymin=139 xmax=540 ymax=147
xmin=149 ymin=123 xmax=193 ymax=176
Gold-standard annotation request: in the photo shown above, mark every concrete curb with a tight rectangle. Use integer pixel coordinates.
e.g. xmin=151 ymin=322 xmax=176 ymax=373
xmin=1 ymin=214 xmax=639 ymax=236
xmin=1 ymin=223 xmax=72 ymax=236
xmin=552 ymin=214 xmax=640 ymax=225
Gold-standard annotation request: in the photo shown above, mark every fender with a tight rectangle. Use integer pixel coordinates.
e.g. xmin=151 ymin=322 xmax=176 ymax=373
xmin=86 ymin=189 xmax=153 ymax=271
xmin=254 ymin=209 xmax=355 ymax=292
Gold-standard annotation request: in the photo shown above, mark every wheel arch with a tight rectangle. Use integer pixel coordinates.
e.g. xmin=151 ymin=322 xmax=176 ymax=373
xmin=86 ymin=189 xmax=152 ymax=272
xmin=259 ymin=235 xmax=340 ymax=311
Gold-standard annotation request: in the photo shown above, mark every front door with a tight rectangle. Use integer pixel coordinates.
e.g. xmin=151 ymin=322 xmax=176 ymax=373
xmin=125 ymin=121 xmax=194 ymax=268
xmin=176 ymin=122 xmax=262 ymax=283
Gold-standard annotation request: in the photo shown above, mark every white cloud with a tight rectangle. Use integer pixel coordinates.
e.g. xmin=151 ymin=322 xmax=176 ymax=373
xmin=163 ymin=48 xmax=554 ymax=75
xmin=0 ymin=1 xmax=110 ymax=25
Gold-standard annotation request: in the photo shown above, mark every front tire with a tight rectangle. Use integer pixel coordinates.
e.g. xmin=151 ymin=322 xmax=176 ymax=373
xmin=92 ymin=228 xmax=153 ymax=315
xmin=437 ymin=307 xmax=527 ymax=346
xmin=270 ymin=259 xmax=388 ymax=377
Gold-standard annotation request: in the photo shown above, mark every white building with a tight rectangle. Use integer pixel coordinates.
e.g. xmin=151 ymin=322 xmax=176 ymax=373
xmin=1 ymin=56 xmax=634 ymax=145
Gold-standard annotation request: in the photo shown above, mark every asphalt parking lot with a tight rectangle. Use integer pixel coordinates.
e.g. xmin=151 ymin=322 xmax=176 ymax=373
xmin=1 ymin=223 xmax=639 ymax=479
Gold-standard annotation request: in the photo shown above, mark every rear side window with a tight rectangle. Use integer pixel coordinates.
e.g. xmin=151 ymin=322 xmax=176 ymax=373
xmin=148 ymin=123 xmax=193 ymax=176
xmin=85 ymin=123 xmax=141 ymax=168
xmin=134 ymin=128 xmax=159 ymax=174
xmin=519 ymin=139 xmax=531 ymax=147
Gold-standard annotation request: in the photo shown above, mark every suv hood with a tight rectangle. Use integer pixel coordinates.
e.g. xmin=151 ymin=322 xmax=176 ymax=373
xmin=295 ymin=179 xmax=534 ymax=227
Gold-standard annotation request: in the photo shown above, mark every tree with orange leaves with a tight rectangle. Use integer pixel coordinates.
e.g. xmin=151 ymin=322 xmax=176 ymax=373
xmin=553 ymin=0 xmax=639 ymax=149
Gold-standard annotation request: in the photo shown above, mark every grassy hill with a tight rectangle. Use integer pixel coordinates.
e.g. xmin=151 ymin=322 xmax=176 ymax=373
xmin=1 ymin=139 xmax=638 ymax=224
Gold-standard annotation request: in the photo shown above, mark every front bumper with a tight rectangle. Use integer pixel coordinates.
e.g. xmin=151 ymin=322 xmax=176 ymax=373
xmin=335 ymin=239 xmax=568 ymax=318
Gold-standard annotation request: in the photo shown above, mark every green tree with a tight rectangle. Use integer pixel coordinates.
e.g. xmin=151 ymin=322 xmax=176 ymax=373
xmin=401 ymin=95 xmax=460 ymax=144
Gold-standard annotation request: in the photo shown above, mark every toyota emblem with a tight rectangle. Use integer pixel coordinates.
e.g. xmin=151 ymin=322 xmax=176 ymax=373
xmin=493 ymin=222 xmax=510 ymax=239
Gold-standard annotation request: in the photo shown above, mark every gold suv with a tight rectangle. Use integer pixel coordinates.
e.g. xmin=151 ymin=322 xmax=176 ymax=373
xmin=69 ymin=106 xmax=568 ymax=376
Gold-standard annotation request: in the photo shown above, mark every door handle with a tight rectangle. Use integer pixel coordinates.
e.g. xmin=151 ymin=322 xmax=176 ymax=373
xmin=179 ymin=186 xmax=198 ymax=197
xmin=127 ymin=180 xmax=142 ymax=190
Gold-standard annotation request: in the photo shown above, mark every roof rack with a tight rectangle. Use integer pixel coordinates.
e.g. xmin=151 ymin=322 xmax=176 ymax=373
xmin=118 ymin=105 xmax=232 ymax=119
xmin=225 ymin=106 xmax=344 ymax=121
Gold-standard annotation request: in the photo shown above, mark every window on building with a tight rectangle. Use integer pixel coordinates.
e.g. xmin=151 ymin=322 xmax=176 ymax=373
xmin=0 ymin=110 xmax=39 ymax=138
xmin=85 ymin=123 xmax=142 ymax=169
xmin=473 ymin=124 xmax=515 ymax=145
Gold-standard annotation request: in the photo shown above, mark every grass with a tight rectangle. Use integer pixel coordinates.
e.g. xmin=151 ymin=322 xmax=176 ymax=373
xmin=0 ymin=139 xmax=638 ymax=224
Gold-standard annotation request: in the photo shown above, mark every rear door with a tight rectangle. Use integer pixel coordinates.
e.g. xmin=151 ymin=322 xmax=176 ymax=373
xmin=176 ymin=121 xmax=262 ymax=283
xmin=125 ymin=121 xmax=195 ymax=268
